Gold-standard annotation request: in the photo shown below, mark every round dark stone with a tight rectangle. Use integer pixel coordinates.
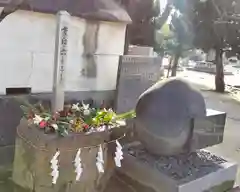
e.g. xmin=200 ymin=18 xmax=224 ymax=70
xmin=135 ymin=78 xmax=206 ymax=156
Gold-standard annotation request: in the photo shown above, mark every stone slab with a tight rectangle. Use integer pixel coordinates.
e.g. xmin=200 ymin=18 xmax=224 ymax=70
xmin=192 ymin=108 xmax=226 ymax=150
xmin=117 ymin=143 xmax=237 ymax=192
xmin=128 ymin=46 xmax=154 ymax=56
xmin=115 ymin=55 xmax=162 ymax=113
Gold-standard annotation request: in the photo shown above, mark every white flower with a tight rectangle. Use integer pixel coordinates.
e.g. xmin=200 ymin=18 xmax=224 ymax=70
xmin=83 ymin=109 xmax=90 ymax=116
xmin=82 ymin=102 xmax=90 ymax=116
xmin=33 ymin=115 xmax=43 ymax=124
xmin=72 ymin=103 xmax=80 ymax=111
xmin=82 ymin=102 xmax=89 ymax=110
xmin=97 ymin=125 xmax=106 ymax=132
xmin=116 ymin=120 xmax=126 ymax=126
xmin=51 ymin=124 xmax=58 ymax=130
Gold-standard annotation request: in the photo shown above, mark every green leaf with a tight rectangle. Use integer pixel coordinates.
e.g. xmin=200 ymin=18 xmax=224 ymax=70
xmin=103 ymin=113 xmax=113 ymax=123
xmin=57 ymin=125 xmax=67 ymax=137
xmin=116 ymin=110 xmax=136 ymax=120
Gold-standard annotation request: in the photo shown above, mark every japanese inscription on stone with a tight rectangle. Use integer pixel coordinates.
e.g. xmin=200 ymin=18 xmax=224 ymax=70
xmin=115 ymin=56 xmax=162 ymax=113
xmin=59 ymin=26 xmax=68 ymax=83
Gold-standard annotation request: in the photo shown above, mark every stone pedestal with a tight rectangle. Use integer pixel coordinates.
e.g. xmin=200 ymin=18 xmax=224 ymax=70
xmin=116 ymin=143 xmax=237 ymax=192
xmin=192 ymin=109 xmax=226 ymax=149
xmin=12 ymin=118 xmax=116 ymax=192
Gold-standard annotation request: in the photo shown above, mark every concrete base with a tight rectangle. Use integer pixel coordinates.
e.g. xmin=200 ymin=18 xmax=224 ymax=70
xmin=117 ymin=143 xmax=238 ymax=192
xmin=231 ymin=187 xmax=240 ymax=192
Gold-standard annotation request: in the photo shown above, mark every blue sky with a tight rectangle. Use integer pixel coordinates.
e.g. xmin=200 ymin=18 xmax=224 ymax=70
xmin=160 ymin=0 xmax=167 ymax=13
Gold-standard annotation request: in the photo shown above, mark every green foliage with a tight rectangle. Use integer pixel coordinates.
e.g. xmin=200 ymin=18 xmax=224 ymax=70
xmin=161 ymin=23 xmax=172 ymax=37
xmin=180 ymin=0 xmax=239 ymax=53
xmin=155 ymin=11 xmax=192 ymax=56
xmin=115 ymin=110 xmax=136 ymax=120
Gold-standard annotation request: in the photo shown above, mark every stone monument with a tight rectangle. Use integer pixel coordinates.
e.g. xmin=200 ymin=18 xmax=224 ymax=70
xmin=112 ymin=78 xmax=238 ymax=192
xmin=135 ymin=78 xmax=206 ymax=155
xmin=115 ymin=55 xmax=162 ymax=114
xmin=52 ymin=10 xmax=70 ymax=113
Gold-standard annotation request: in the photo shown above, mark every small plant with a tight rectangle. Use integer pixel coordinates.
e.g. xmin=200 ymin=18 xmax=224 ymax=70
xmin=20 ymin=101 xmax=135 ymax=137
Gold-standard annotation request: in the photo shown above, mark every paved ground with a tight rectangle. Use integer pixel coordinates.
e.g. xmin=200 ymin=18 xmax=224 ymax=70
xmin=178 ymin=70 xmax=240 ymax=88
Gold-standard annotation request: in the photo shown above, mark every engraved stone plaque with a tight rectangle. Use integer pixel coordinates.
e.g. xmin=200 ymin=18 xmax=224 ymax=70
xmin=115 ymin=55 xmax=162 ymax=113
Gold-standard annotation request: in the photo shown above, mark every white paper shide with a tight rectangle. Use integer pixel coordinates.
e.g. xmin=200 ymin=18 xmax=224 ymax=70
xmin=114 ymin=140 xmax=123 ymax=167
xmin=96 ymin=145 xmax=104 ymax=173
xmin=50 ymin=151 xmax=60 ymax=184
xmin=74 ymin=149 xmax=83 ymax=181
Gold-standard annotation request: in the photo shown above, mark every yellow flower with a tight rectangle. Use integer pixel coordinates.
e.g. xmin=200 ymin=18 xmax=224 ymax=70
xmin=73 ymin=118 xmax=84 ymax=132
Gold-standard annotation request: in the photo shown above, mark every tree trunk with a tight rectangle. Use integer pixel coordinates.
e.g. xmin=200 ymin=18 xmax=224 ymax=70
xmin=171 ymin=46 xmax=181 ymax=77
xmin=215 ymin=48 xmax=225 ymax=93
xmin=123 ymin=26 xmax=129 ymax=55
xmin=167 ymin=56 xmax=173 ymax=78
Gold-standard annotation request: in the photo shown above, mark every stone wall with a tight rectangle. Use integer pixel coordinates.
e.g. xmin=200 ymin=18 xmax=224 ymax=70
xmin=0 ymin=10 xmax=126 ymax=94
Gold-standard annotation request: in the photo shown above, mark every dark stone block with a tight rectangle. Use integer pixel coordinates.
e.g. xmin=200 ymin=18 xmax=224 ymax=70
xmin=192 ymin=109 xmax=226 ymax=150
xmin=115 ymin=55 xmax=162 ymax=113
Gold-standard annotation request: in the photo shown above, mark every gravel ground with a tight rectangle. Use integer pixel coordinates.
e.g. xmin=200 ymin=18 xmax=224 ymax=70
xmin=127 ymin=144 xmax=226 ymax=182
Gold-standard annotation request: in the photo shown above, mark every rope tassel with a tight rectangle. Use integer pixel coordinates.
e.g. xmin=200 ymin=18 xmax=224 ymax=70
xmin=50 ymin=151 xmax=60 ymax=184
xmin=96 ymin=145 xmax=104 ymax=173
xmin=74 ymin=149 xmax=83 ymax=181
xmin=114 ymin=140 xmax=123 ymax=167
